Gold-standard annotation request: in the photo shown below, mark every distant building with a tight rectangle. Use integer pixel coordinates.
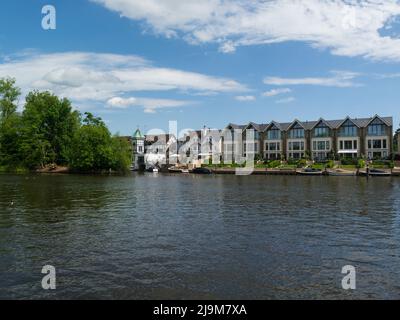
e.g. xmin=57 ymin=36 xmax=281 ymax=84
xmin=222 ymin=115 xmax=393 ymax=162
xmin=132 ymin=129 xmax=145 ymax=170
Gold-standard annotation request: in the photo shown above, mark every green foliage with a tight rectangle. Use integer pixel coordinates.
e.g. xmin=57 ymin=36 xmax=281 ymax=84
xmin=266 ymin=160 xmax=281 ymax=168
xmin=326 ymin=160 xmax=335 ymax=169
xmin=0 ymin=78 xmax=22 ymax=167
xmin=0 ymin=78 xmax=131 ymax=173
xmin=68 ymin=113 xmax=131 ymax=172
xmin=0 ymin=78 xmax=21 ymax=120
xmin=287 ymin=158 xmax=307 ymax=168
xmin=341 ymin=158 xmax=358 ymax=166
xmin=357 ymin=159 xmax=366 ymax=169
xmin=19 ymin=91 xmax=80 ymax=168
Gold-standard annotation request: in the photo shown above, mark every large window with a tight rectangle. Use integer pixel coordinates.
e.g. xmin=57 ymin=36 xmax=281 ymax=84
xmin=338 ymin=120 xmax=358 ymax=137
xmin=266 ymin=142 xmax=280 ymax=151
xmin=288 ymin=123 xmax=305 ymax=139
xmin=367 ymin=118 xmax=386 ymax=136
xmin=267 ymin=129 xmax=281 ymax=140
xmin=339 ymin=140 xmax=358 ymax=150
xmin=367 ymin=139 xmax=387 ymax=149
xmin=289 ymin=141 xmax=305 ymax=151
xmin=313 ymin=140 xmax=330 ymax=151
xmin=313 ymin=122 xmax=330 ymax=137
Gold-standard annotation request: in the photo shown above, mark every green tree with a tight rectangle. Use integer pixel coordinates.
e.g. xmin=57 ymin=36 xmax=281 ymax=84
xmin=68 ymin=113 xmax=131 ymax=172
xmin=19 ymin=91 xmax=80 ymax=168
xmin=0 ymin=78 xmax=21 ymax=120
xmin=0 ymin=78 xmax=22 ymax=167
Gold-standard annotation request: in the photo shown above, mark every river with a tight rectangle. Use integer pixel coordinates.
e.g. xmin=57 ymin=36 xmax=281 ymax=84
xmin=1 ymin=173 xmax=400 ymax=299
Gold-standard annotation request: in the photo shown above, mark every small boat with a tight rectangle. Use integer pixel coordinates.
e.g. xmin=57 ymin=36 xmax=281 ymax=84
xmin=168 ymin=167 xmax=182 ymax=173
xmin=181 ymin=169 xmax=190 ymax=174
xmin=327 ymin=169 xmax=356 ymax=176
xmin=297 ymin=168 xmax=323 ymax=175
xmin=146 ymin=167 xmax=159 ymax=173
xmin=191 ymin=167 xmax=212 ymax=174
xmin=359 ymin=169 xmax=391 ymax=177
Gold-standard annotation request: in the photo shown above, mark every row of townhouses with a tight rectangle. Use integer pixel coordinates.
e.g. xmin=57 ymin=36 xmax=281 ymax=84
xmin=131 ymin=115 xmax=396 ymax=168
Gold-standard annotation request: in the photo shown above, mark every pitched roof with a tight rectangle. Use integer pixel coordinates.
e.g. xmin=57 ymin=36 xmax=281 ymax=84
xmin=133 ymin=129 xmax=145 ymax=139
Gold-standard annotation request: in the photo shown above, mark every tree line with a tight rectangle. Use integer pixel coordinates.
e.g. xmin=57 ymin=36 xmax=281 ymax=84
xmin=0 ymin=77 xmax=132 ymax=173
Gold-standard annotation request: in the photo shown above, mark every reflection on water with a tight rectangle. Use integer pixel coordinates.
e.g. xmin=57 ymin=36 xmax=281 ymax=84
xmin=1 ymin=173 xmax=400 ymax=299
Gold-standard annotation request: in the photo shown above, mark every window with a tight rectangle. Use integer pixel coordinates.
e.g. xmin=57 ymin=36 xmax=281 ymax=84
xmin=344 ymin=141 xmax=353 ymax=150
xmin=289 ymin=141 xmax=304 ymax=151
xmin=314 ymin=122 xmax=330 ymax=138
xmin=367 ymin=118 xmax=386 ymax=136
xmin=383 ymin=139 xmax=387 ymax=149
xmin=267 ymin=129 xmax=281 ymax=140
xmin=288 ymin=128 xmax=305 ymax=139
xmin=373 ymin=140 xmax=382 ymax=149
xmin=354 ymin=140 xmax=357 ymax=149
xmin=338 ymin=120 xmax=358 ymax=137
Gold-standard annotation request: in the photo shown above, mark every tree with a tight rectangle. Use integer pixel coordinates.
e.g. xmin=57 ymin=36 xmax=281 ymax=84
xmin=68 ymin=113 xmax=131 ymax=172
xmin=0 ymin=78 xmax=22 ymax=167
xmin=0 ymin=78 xmax=21 ymax=120
xmin=19 ymin=91 xmax=80 ymax=168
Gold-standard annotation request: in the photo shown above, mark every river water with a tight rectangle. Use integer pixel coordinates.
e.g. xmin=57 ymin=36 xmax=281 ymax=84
xmin=1 ymin=173 xmax=400 ymax=299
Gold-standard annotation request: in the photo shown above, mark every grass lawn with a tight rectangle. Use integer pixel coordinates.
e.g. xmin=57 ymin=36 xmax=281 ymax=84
xmin=339 ymin=165 xmax=358 ymax=170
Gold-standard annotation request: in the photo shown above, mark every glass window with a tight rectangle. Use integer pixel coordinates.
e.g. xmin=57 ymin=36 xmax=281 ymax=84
xmin=288 ymin=128 xmax=305 ymax=139
xmin=373 ymin=140 xmax=382 ymax=149
xmin=338 ymin=120 xmax=358 ymax=137
xmin=344 ymin=141 xmax=353 ymax=150
xmin=354 ymin=140 xmax=357 ymax=149
xmin=367 ymin=118 xmax=386 ymax=136
xmin=383 ymin=139 xmax=387 ymax=149
xmin=314 ymin=126 xmax=329 ymax=137
xmin=267 ymin=129 xmax=281 ymax=140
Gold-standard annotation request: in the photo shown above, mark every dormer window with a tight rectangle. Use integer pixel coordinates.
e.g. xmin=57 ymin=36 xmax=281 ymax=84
xmin=338 ymin=119 xmax=358 ymax=137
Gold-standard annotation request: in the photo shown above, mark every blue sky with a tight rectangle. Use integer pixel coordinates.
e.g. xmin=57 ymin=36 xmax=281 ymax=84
xmin=0 ymin=0 xmax=400 ymax=135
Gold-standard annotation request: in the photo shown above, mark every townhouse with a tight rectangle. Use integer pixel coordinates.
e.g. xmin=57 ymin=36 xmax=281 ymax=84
xmin=222 ymin=115 xmax=393 ymax=161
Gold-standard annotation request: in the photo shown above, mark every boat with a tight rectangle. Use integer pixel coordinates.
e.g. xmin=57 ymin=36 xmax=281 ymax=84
xmin=359 ymin=169 xmax=391 ymax=177
xmin=327 ymin=169 xmax=356 ymax=176
xmin=146 ymin=167 xmax=159 ymax=173
xmin=191 ymin=167 xmax=212 ymax=174
xmin=297 ymin=168 xmax=323 ymax=175
xmin=181 ymin=169 xmax=190 ymax=174
xmin=168 ymin=166 xmax=183 ymax=173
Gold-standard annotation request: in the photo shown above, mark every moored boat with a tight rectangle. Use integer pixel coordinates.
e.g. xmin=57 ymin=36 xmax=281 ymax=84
xmin=327 ymin=169 xmax=356 ymax=176
xmin=297 ymin=168 xmax=323 ymax=176
xmin=359 ymin=169 xmax=391 ymax=177
xmin=191 ymin=167 xmax=212 ymax=174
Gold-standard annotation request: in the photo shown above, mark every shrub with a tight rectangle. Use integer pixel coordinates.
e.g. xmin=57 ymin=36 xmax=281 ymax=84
xmin=357 ymin=159 xmax=366 ymax=169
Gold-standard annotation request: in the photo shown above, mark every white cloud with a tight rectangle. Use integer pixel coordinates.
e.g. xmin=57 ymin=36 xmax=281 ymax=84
xmin=235 ymin=95 xmax=255 ymax=101
xmin=107 ymin=96 xmax=192 ymax=113
xmin=0 ymin=51 xmax=246 ymax=113
xmin=91 ymin=0 xmax=400 ymax=61
xmin=263 ymin=88 xmax=292 ymax=97
xmin=264 ymin=71 xmax=361 ymax=88
xmin=276 ymin=97 xmax=295 ymax=104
